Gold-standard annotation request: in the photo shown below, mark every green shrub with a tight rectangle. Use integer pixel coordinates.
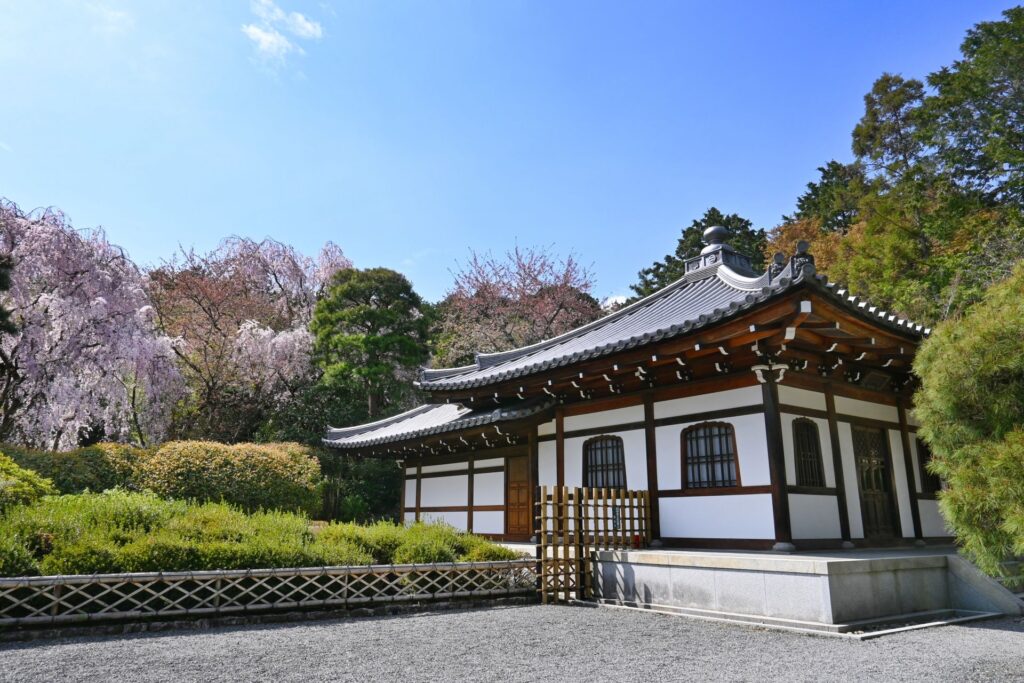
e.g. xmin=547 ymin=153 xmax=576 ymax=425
xmin=140 ymin=441 xmax=321 ymax=515
xmin=0 ymin=491 xmax=514 ymax=577
xmin=3 ymin=442 xmax=147 ymax=494
xmin=0 ymin=453 xmax=56 ymax=511
xmin=915 ymin=262 xmax=1024 ymax=581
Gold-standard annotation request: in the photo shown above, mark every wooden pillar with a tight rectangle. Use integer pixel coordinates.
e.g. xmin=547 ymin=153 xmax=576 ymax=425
xmin=414 ymin=456 xmax=423 ymax=522
xmin=762 ymin=380 xmax=794 ymax=550
xmin=898 ymin=403 xmax=924 ymax=541
xmin=529 ymin=430 xmax=539 ymax=542
xmin=642 ymin=392 xmax=661 ymax=541
xmin=467 ymin=453 xmax=475 ymax=534
xmin=824 ymin=387 xmax=852 ymax=543
xmin=399 ymin=460 xmax=406 ymax=522
xmin=555 ymin=406 xmax=565 ymax=489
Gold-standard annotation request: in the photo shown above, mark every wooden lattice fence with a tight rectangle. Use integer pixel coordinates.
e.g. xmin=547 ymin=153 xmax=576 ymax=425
xmin=0 ymin=559 xmax=535 ymax=628
xmin=536 ymin=486 xmax=651 ymax=604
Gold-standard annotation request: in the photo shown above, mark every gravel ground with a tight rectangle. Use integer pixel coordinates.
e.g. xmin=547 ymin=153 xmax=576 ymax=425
xmin=2 ymin=606 xmax=1023 ymax=682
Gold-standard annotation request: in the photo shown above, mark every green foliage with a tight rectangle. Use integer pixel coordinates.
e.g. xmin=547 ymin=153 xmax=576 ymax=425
xmin=139 ymin=441 xmax=321 ymax=515
xmin=4 ymin=442 xmax=147 ymax=494
xmin=915 ymin=263 xmax=1024 ymax=579
xmin=0 ymin=453 xmax=56 ymax=511
xmin=783 ymin=161 xmax=872 ymax=233
xmin=311 ymin=267 xmax=430 ymax=419
xmin=0 ymin=492 xmax=513 ymax=576
xmin=318 ymin=450 xmax=402 ymax=522
xmin=631 ymin=208 xmax=766 ymax=299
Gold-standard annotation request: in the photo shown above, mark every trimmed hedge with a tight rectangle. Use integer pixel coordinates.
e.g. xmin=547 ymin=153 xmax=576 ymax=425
xmin=3 ymin=442 xmax=147 ymax=494
xmin=0 ymin=454 xmax=56 ymax=511
xmin=140 ymin=441 xmax=321 ymax=515
xmin=0 ymin=492 xmax=521 ymax=577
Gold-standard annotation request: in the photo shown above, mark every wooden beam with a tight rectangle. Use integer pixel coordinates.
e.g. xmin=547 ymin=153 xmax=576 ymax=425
xmin=643 ymin=392 xmax=661 ymax=541
xmin=555 ymin=405 xmax=565 ymax=489
xmin=825 ymin=386 xmax=852 ymax=543
xmin=762 ymin=380 xmax=794 ymax=549
xmin=898 ymin=403 xmax=924 ymax=541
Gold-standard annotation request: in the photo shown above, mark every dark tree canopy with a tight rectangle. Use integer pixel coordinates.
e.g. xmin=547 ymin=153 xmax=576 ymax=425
xmin=630 ymin=208 xmax=766 ymax=299
xmin=783 ymin=161 xmax=872 ymax=233
xmin=311 ymin=267 xmax=430 ymax=419
xmin=0 ymin=257 xmax=14 ymax=335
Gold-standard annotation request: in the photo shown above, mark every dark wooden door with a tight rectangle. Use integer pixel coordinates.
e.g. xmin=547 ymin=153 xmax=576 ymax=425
xmin=506 ymin=455 xmax=531 ymax=539
xmin=852 ymin=425 xmax=898 ymax=539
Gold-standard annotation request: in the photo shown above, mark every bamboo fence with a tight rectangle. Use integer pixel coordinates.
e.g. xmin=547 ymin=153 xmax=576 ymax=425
xmin=0 ymin=559 xmax=535 ymax=628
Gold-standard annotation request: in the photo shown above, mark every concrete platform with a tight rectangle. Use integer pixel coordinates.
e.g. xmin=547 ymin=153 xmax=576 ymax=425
xmin=592 ymin=546 xmax=1023 ymax=633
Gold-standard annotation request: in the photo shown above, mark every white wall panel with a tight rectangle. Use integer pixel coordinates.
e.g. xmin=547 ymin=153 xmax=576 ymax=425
xmin=777 ymin=385 xmax=827 ymax=411
xmin=908 ymin=438 xmax=922 ymax=493
xmin=780 ymin=414 xmax=835 ymax=488
xmin=475 ymin=457 xmax=504 ymax=469
xmin=918 ymin=499 xmax=951 ymax=537
xmin=837 ymin=422 xmax=864 ymax=538
xmin=789 ymin=494 xmax=842 ymax=539
xmin=653 ymin=386 xmax=762 ymax=420
xmin=404 ymin=480 xmax=417 ymax=508
xmin=889 ymin=429 xmax=915 ymax=538
xmin=403 ymin=512 xmax=416 ymax=524
xmin=422 ymin=461 xmax=470 ymax=474
xmin=565 ymin=405 xmax=643 ymax=432
xmin=420 ymin=475 xmax=468 ymax=507
xmin=474 ymin=472 xmax=504 ymax=506
xmin=835 ymin=396 xmax=899 ymax=423
xmin=563 ymin=429 xmax=647 ymax=490
xmin=538 ymin=441 xmax=556 ymax=486
xmin=654 ymin=414 xmax=769 ymax=488
xmin=538 ymin=420 xmax=556 ymax=436
xmin=659 ymin=495 xmax=775 ymax=539
xmin=421 ymin=510 xmax=468 ymax=531
xmin=472 ymin=511 xmax=505 ymax=535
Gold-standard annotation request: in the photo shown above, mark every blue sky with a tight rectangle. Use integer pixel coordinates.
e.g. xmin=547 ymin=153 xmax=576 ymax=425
xmin=0 ymin=1 xmax=1013 ymax=302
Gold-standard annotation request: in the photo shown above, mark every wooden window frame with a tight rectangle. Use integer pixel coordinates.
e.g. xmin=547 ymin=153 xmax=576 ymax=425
xmin=582 ymin=435 xmax=627 ymax=489
xmin=681 ymin=421 xmax=741 ymax=490
xmin=916 ymin=438 xmax=942 ymax=496
xmin=792 ymin=417 xmax=827 ymax=489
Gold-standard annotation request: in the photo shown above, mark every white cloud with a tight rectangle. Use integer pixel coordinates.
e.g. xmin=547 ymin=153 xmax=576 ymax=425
xmin=602 ymin=295 xmax=628 ymax=311
xmin=241 ymin=24 xmax=297 ymax=61
xmin=243 ymin=0 xmax=322 ymax=66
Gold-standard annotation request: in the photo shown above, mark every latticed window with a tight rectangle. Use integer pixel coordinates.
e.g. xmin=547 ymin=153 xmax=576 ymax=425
xmin=917 ymin=439 xmax=942 ymax=494
xmin=792 ymin=418 xmax=826 ymax=488
xmin=682 ymin=422 xmax=738 ymax=488
xmin=583 ymin=436 xmax=626 ymax=489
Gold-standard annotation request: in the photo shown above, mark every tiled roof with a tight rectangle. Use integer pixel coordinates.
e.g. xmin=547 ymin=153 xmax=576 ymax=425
xmin=323 ymin=398 xmax=553 ymax=449
xmin=417 ymin=256 xmax=929 ymax=392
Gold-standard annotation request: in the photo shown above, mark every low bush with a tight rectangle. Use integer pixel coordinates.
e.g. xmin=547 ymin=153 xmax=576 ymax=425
xmin=140 ymin=441 xmax=321 ymax=515
xmin=0 ymin=492 xmax=512 ymax=576
xmin=3 ymin=442 xmax=147 ymax=494
xmin=0 ymin=453 xmax=57 ymax=512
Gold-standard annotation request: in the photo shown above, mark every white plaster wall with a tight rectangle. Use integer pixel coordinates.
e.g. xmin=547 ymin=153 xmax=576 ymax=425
xmin=403 ymin=512 xmax=416 ymax=524
xmin=473 ymin=511 xmax=504 ymax=535
xmin=653 ymin=386 xmax=762 ymax=420
xmin=655 ymin=413 xmax=770 ymax=489
xmin=564 ymin=405 xmax=643 ymax=431
xmin=837 ymin=422 xmax=865 ymax=538
xmin=538 ymin=420 xmax=556 ymax=437
xmin=476 ymin=457 xmax=504 ymax=468
xmin=563 ymin=429 xmax=647 ymax=490
xmin=889 ymin=429 xmax=915 ymax=538
xmin=405 ymin=467 xmax=417 ymax=476
xmin=421 ymin=510 xmax=468 ymax=531
xmin=777 ymin=385 xmax=827 ymax=411
xmin=789 ymin=494 xmax=842 ymax=539
xmin=918 ymin=499 xmax=951 ymax=537
xmin=538 ymin=441 xmax=556 ymax=486
xmin=420 ymin=475 xmax=468 ymax=507
xmin=404 ymin=480 xmax=416 ymax=508
xmin=473 ymin=471 xmax=504 ymax=506
xmin=422 ymin=461 xmax=469 ymax=474
xmin=835 ymin=396 xmax=899 ymax=423
xmin=780 ymin=414 xmax=835 ymax=488
xmin=659 ymin=495 xmax=775 ymax=539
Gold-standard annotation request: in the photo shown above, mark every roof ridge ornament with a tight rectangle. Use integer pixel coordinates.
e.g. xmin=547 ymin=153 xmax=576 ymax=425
xmin=684 ymin=225 xmax=755 ymax=277
xmin=768 ymin=240 xmax=816 ymax=284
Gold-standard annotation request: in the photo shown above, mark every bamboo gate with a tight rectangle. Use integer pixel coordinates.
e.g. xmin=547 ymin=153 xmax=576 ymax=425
xmin=535 ymin=486 xmax=651 ymax=604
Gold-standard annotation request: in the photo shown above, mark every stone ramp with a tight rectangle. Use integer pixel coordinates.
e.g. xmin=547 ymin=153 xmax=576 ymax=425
xmin=591 ymin=547 xmax=1023 ymax=633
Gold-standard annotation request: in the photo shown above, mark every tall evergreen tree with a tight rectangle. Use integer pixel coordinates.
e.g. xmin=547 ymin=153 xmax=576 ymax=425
xmin=630 ymin=208 xmax=765 ymax=299
xmin=311 ymin=268 xmax=430 ymax=419
xmin=783 ymin=160 xmax=872 ymax=233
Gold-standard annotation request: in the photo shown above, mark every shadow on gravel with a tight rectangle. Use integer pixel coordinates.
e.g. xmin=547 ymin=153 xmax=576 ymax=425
xmin=0 ymin=604 xmax=530 ymax=651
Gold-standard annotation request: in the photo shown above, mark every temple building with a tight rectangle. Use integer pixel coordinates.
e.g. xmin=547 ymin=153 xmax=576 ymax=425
xmin=324 ymin=227 xmax=949 ymax=550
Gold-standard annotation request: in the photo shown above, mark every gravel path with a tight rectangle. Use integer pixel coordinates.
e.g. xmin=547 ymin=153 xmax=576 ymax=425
xmin=2 ymin=606 xmax=1023 ymax=682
